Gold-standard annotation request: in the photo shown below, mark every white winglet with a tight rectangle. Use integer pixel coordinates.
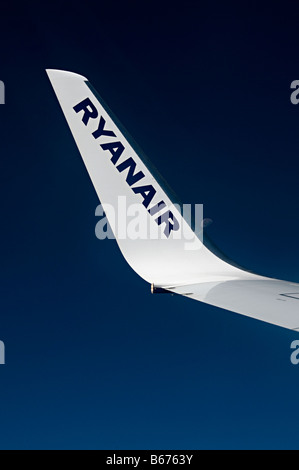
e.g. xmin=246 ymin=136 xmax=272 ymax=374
xmin=47 ymin=69 xmax=299 ymax=330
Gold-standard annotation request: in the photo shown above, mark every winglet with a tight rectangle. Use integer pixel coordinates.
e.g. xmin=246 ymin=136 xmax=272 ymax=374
xmin=46 ymin=69 xmax=258 ymax=287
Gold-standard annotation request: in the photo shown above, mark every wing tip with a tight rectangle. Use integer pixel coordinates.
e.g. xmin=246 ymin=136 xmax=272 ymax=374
xmin=45 ymin=69 xmax=88 ymax=82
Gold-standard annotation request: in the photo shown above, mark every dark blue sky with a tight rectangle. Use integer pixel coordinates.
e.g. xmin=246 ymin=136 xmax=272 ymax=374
xmin=1 ymin=0 xmax=299 ymax=449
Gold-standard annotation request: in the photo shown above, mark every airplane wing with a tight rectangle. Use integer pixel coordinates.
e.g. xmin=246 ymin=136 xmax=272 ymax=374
xmin=46 ymin=69 xmax=299 ymax=331
xmin=165 ymin=280 xmax=299 ymax=331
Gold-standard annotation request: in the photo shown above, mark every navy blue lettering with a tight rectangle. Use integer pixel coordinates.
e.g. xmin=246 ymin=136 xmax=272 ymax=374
xmin=75 ymin=99 xmax=180 ymax=237
xmin=155 ymin=210 xmax=180 ymax=237
xmin=92 ymin=116 xmax=116 ymax=140
xmin=132 ymin=185 xmax=156 ymax=208
xmin=148 ymin=200 xmax=166 ymax=215
xmin=73 ymin=98 xmax=98 ymax=125
xmin=100 ymin=141 xmax=125 ymax=164
xmin=116 ymin=157 xmax=145 ymax=186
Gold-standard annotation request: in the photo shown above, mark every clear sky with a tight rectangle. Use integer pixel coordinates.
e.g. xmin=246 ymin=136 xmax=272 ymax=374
xmin=1 ymin=0 xmax=299 ymax=449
